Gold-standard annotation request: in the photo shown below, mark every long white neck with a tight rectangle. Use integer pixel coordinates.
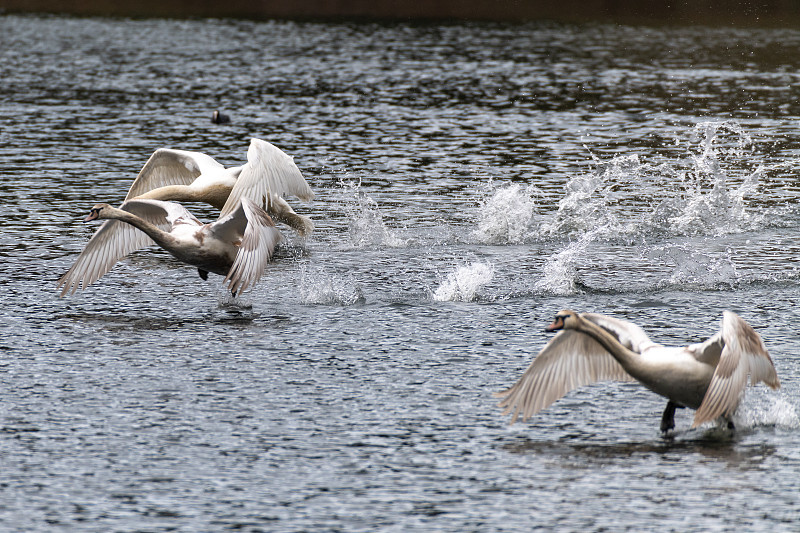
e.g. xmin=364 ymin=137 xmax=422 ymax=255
xmin=575 ymin=317 xmax=641 ymax=370
xmin=102 ymin=207 xmax=179 ymax=250
xmin=135 ymin=184 xmax=231 ymax=210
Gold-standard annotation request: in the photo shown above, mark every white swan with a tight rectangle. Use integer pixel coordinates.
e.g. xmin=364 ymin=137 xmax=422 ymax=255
xmin=126 ymin=138 xmax=314 ymax=236
xmin=57 ymin=197 xmax=282 ymax=296
xmin=495 ymin=310 xmax=780 ymax=432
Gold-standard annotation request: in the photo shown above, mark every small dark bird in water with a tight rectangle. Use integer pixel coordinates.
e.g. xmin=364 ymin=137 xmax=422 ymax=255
xmin=212 ymin=110 xmax=231 ymax=124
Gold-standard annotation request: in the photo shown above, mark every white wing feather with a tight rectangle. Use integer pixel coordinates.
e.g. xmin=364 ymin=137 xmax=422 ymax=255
xmin=212 ymin=197 xmax=283 ymax=294
xmin=692 ymin=311 xmax=780 ymax=427
xmin=57 ymin=199 xmax=198 ymax=296
xmin=124 ymin=148 xmax=225 ymax=200
xmin=219 ymin=139 xmax=314 ymax=218
xmin=496 ymin=329 xmax=636 ymax=424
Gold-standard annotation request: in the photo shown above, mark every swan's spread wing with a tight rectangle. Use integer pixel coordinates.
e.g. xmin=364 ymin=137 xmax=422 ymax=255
xmin=58 ymin=219 xmax=155 ymax=296
xmin=582 ymin=312 xmax=655 ymax=353
xmin=57 ymin=199 xmax=194 ymax=296
xmin=687 ymin=332 xmax=724 ymax=365
xmin=219 ymin=139 xmax=313 ymax=218
xmin=212 ymin=198 xmax=283 ymax=294
xmin=124 ymin=149 xmax=225 ymax=200
xmin=495 ymin=329 xmax=636 ymax=424
xmin=692 ymin=311 xmax=780 ymax=428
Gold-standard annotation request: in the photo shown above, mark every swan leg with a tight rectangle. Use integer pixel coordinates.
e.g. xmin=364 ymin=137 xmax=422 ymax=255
xmin=198 ymin=268 xmax=208 ymax=280
xmin=660 ymin=401 xmax=684 ymax=433
xmin=268 ymin=195 xmax=314 ymax=236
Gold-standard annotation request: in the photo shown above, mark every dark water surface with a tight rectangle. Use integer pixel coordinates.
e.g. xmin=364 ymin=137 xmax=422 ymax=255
xmin=2 ymin=14 xmax=800 ymax=531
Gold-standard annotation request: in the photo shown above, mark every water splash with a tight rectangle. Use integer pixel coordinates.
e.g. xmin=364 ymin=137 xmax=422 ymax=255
xmin=734 ymin=393 xmax=799 ymax=430
xmin=432 ymin=262 xmax=494 ymax=302
xmin=474 ymin=181 xmax=539 ymax=244
xmin=645 ymin=243 xmax=740 ymax=290
xmin=533 ymin=230 xmax=599 ymax=295
xmin=299 ymin=265 xmax=364 ymax=306
xmin=656 ymin=122 xmax=765 ymax=236
xmin=542 ymin=154 xmax=640 ymax=239
xmin=545 ymin=121 xmax=767 ymax=242
xmin=340 ymin=180 xmax=406 ymax=248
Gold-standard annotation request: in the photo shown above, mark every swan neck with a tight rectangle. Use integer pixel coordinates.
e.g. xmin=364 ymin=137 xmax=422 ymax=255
xmin=106 ymin=208 xmax=176 ymax=248
xmin=137 ymin=185 xmax=196 ymax=203
xmin=578 ymin=318 xmax=639 ymax=366
xmin=136 ymin=185 xmax=230 ymax=210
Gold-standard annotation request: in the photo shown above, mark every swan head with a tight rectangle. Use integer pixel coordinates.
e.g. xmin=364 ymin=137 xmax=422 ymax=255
xmin=84 ymin=203 xmax=112 ymax=222
xmin=545 ymin=310 xmax=580 ymax=332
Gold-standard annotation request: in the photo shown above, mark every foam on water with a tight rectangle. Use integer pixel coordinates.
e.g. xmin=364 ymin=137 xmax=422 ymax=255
xmin=299 ymin=265 xmax=364 ymax=305
xmin=474 ymin=181 xmax=539 ymax=244
xmin=432 ymin=261 xmax=494 ymax=302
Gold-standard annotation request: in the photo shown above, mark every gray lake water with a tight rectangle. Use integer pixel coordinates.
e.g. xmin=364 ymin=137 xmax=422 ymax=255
xmin=2 ymin=14 xmax=800 ymax=532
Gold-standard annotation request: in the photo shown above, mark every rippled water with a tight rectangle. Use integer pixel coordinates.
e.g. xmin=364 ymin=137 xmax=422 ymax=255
xmin=2 ymin=14 xmax=800 ymax=531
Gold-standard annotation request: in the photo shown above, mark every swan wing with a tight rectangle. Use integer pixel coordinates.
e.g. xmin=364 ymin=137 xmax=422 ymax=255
xmin=495 ymin=329 xmax=636 ymax=424
xmin=124 ymin=148 xmax=225 ymax=200
xmin=212 ymin=198 xmax=283 ymax=294
xmin=692 ymin=311 xmax=780 ymax=428
xmin=582 ymin=312 xmax=655 ymax=353
xmin=57 ymin=199 xmax=195 ymax=296
xmin=219 ymin=139 xmax=314 ymax=218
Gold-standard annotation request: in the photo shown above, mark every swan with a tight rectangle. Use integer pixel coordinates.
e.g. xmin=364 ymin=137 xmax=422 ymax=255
xmin=126 ymin=138 xmax=314 ymax=236
xmin=57 ymin=197 xmax=282 ymax=296
xmin=495 ymin=310 xmax=780 ymax=433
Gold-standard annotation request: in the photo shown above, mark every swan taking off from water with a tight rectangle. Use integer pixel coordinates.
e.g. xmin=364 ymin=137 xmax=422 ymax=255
xmin=496 ymin=310 xmax=780 ymax=433
xmin=57 ymin=197 xmax=282 ymax=296
xmin=127 ymin=138 xmax=314 ymax=236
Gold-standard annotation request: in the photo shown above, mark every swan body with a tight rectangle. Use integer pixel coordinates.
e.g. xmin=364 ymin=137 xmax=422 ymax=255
xmin=495 ymin=310 xmax=780 ymax=432
xmin=126 ymin=138 xmax=314 ymax=235
xmin=57 ymin=197 xmax=282 ymax=296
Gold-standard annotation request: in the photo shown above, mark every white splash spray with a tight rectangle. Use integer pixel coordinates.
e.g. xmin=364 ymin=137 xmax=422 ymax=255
xmin=340 ymin=180 xmax=406 ymax=248
xmin=433 ymin=262 xmax=495 ymax=302
xmin=533 ymin=230 xmax=599 ymax=295
xmin=474 ymin=181 xmax=539 ymax=244
xmin=543 ymin=121 xmax=767 ymax=242
xmin=299 ymin=265 xmax=364 ymax=306
xmin=734 ymin=392 xmax=800 ymax=430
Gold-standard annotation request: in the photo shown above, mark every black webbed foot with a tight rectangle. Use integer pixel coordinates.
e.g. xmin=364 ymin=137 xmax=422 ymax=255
xmin=198 ymin=268 xmax=209 ymax=280
xmin=660 ymin=401 xmax=685 ymax=434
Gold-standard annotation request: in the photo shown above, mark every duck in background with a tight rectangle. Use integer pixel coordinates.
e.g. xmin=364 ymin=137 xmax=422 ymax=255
xmin=211 ymin=110 xmax=231 ymax=124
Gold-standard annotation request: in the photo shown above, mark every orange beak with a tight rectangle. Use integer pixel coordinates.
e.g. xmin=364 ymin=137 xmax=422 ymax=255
xmin=545 ymin=316 xmax=564 ymax=332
